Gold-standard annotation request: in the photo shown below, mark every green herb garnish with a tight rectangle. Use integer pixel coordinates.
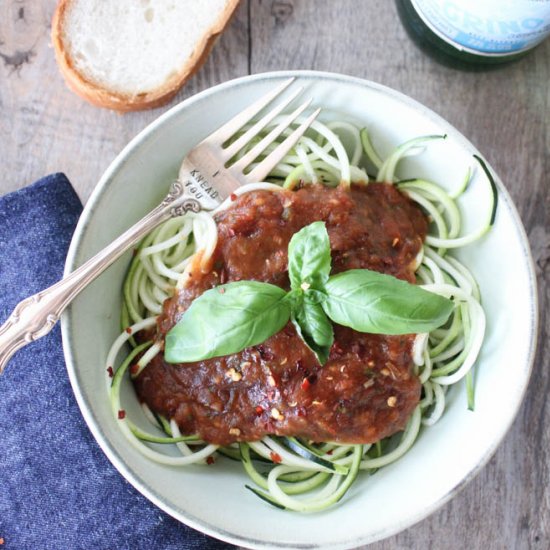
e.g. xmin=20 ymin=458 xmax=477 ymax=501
xmin=164 ymin=281 xmax=290 ymax=363
xmin=165 ymin=222 xmax=454 ymax=365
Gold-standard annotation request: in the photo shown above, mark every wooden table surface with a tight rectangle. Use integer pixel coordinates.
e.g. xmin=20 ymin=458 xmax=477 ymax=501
xmin=1 ymin=1 xmax=549 ymax=548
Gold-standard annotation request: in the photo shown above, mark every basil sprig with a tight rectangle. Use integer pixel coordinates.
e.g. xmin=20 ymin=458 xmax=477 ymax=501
xmin=165 ymin=222 xmax=453 ymax=365
xmin=288 ymin=220 xmax=331 ymax=291
xmin=291 ymin=295 xmax=334 ymax=365
xmin=287 ymin=221 xmax=334 ymax=363
xmin=164 ymin=281 xmax=290 ymax=363
xmin=323 ymin=270 xmax=453 ymax=334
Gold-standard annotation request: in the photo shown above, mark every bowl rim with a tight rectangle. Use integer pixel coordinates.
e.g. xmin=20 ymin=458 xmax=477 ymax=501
xmin=61 ymin=69 xmax=539 ymax=549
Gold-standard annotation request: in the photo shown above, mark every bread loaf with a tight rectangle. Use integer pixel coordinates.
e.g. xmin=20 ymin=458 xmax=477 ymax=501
xmin=52 ymin=0 xmax=240 ymax=112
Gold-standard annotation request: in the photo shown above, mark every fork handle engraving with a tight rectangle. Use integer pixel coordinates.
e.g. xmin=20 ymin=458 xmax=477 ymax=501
xmin=179 ymin=153 xmax=242 ymax=211
xmin=0 ymin=179 xmax=203 ymax=375
xmin=170 ymin=199 xmax=201 ymax=217
xmin=163 ymin=180 xmax=202 ymax=216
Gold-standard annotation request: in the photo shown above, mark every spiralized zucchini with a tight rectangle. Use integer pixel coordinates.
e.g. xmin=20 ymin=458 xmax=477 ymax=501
xmin=106 ymin=115 xmax=496 ymax=511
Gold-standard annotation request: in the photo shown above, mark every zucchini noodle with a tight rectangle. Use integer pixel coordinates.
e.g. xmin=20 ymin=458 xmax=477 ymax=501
xmin=107 ymin=114 xmax=496 ymax=512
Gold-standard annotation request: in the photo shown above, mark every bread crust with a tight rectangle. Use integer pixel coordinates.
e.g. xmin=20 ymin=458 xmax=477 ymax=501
xmin=51 ymin=0 xmax=241 ymax=112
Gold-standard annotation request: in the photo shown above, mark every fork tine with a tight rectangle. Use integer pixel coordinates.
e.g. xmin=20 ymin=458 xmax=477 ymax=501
xmin=244 ymin=107 xmax=321 ymax=184
xmin=222 ymin=86 xmax=303 ymax=161
xmin=229 ymin=99 xmax=313 ymax=174
xmin=205 ymin=77 xmax=295 ymax=144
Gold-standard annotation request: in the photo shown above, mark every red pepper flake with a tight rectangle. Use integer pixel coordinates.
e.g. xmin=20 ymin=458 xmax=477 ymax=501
xmin=270 ymin=452 xmax=282 ymax=464
xmin=284 ymin=324 xmax=295 ymax=336
xmin=331 ymin=341 xmax=344 ymax=355
xmin=218 ymin=287 xmax=226 ymax=294
xmin=118 ymin=410 xmax=126 ymax=420
xmin=125 ymin=327 xmax=133 ymax=335
xmin=255 ymin=405 xmax=264 ymax=416
xmin=130 ymin=364 xmax=139 ymax=375
xmin=206 ymin=456 xmax=215 ymax=465
xmin=257 ymin=345 xmax=274 ymax=361
xmin=301 ymin=377 xmax=311 ymax=391
xmin=107 ymin=366 xmax=114 ymax=378
xmin=327 ymin=449 xmax=334 ymax=455
xmin=230 ymin=193 xmax=237 ymax=201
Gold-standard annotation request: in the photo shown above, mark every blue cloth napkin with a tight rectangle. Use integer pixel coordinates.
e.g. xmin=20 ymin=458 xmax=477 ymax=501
xmin=0 ymin=174 xmax=235 ymax=550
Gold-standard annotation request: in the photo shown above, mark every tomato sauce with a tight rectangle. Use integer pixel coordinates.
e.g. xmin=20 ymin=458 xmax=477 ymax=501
xmin=134 ymin=183 xmax=428 ymax=445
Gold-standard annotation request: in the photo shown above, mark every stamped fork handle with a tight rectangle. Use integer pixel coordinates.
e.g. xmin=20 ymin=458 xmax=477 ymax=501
xmin=0 ymin=180 xmax=203 ymax=375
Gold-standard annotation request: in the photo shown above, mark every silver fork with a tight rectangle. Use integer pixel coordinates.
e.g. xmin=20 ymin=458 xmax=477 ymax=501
xmin=0 ymin=78 xmax=321 ymax=374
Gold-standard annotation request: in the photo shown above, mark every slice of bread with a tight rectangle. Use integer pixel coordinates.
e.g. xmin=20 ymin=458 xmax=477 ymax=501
xmin=51 ymin=0 xmax=240 ymax=112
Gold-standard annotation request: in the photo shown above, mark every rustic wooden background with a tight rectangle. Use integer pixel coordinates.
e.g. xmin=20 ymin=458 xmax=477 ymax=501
xmin=1 ymin=1 xmax=549 ymax=548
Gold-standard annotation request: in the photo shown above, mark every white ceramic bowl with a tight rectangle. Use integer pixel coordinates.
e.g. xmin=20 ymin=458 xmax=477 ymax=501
xmin=62 ymin=71 xmax=538 ymax=549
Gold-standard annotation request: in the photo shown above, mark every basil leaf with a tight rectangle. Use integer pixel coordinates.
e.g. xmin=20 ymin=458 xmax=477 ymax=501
xmin=323 ymin=269 xmax=454 ymax=334
xmin=303 ymin=288 xmax=327 ymax=305
xmin=292 ymin=298 xmax=334 ymax=365
xmin=288 ymin=221 xmax=331 ymax=291
xmin=165 ymin=281 xmax=291 ymax=363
